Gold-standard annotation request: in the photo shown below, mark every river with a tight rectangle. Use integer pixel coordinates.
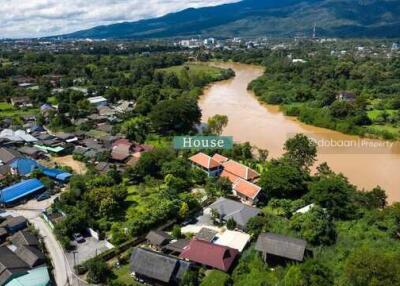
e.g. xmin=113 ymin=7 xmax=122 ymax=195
xmin=199 ymin=62 xmax=400 ymax=203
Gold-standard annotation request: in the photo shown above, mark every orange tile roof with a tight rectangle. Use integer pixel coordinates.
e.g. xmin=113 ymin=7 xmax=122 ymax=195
xmin=212 ymin=153 xmax=229 ymax=164
xmin=233 ymin=178 xmax=262 ymax=199
xmin=222 ymin=160 xmax=259 ymax=181
xmin=220 ymin=170 xmax=240 ymax=183
xmin=189 ymin=153 xmax=221 ymax=170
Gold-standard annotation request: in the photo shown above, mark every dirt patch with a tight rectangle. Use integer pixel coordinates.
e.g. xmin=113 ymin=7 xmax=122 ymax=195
xmin=51 ymin=155 xmax=87 ymax=175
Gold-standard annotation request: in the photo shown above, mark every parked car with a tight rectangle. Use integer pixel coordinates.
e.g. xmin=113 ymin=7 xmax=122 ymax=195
xmin=36 ymin=192 xmax=51 ymax=201
xmin=73 ymin=233 xmax=85 ymax=243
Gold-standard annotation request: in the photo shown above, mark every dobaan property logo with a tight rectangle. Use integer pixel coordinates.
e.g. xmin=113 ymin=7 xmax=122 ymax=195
xmin=173 ymin=136 xmax=233 ymax=150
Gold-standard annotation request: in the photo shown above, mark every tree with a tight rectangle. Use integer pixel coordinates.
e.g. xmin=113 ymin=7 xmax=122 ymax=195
xmin=284 ymin=260 xmax=334 ymax=286
xmin=284 ymin=134 xmax=317 ymax=169
xmin=226 ymin=217 xmax=237 ymax=230
xmin=149 ymin=98 xmax=201 ymax=135
xmin=344 ymin=247 xmax=400 ymax=286
xmin=172 ymin=225 xmax=182 ymax=239
xmin=121 ymin=116 xmax=149 ymax=143
xmin=87 ymin=259 xmax=110 ymax=284
xmin=307 ymin=173 xmax=356 ymax=219
xmin=259 ymin=159 xmax=309 ymax=200
xmin=290 ymin=207 xmax=337 ymax=246
xmin=179 ymin=202 xmax=189 ymax=219
xmin=364 ymin=186 xmax=387 ymax=209
xmin=207 ymin=114 xmax=228 ymax=135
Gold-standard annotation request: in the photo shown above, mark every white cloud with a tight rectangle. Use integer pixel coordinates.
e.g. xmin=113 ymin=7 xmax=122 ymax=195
xmin=0 ymin=0 xmax=237 ymax=38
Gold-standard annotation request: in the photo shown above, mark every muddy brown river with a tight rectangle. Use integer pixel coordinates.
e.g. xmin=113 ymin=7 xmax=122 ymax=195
xmin=199 ymin=62 xmax=400 ymax=203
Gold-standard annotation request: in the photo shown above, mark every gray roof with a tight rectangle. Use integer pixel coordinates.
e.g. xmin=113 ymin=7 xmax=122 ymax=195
xmin=0 ymin=148 xmax=21 ymax=164
xmin=255 ymin=233 xmax=307 ymax=262
xmin=0 ymin=246 xmax=29 ymax=285
xmin=15 ymin=245 xmax=45 ymax=267
xmin=0 ymin=165 xmax=11 ymax=176
xmin=10 ymin=230 xmax=39 ymax=247
xmin=1 ymin=216 xmax=27 ymax=230
xmin=18 ymin=146 xmax=42 ymax=156
xmin=146 ymin=230 xmax=172 ymax=246
xmin=162 ymin=239 xmax=190 ymax=254
xmin=195 ymin=228 xmax=218 ymax=242
xmin=130 ymin=248 xmax=178 ymax=283
xmin=209 ymin=197 xmax=261 ymax=229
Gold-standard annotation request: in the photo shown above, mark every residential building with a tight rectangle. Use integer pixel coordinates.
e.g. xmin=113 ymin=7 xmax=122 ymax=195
xmin=146 ymin=230 xmax=172 ymax=249
xmin=207 ymin=197 xmax=261 ymax=230
xmin=130 ymin=247 xmax=190 ymax=285
xmin=88 ymin=96 xmax=107 ymax=107
xmin=255 ymin=233 xmax=308 ymax=265
xmin=180 ymin=239 xmax=239 ymax=272
xmin=0 ymin=148 xmax=21 ymax=165
xmin=189 ymin=153 xmax=222 ymax=177
xmin=0 ymin=179 xmax=45 ymax=206
xmin=220 ymin=159 xmax=259 ymax=183
xmin=232 ymin=178 xmax=262 ymax=205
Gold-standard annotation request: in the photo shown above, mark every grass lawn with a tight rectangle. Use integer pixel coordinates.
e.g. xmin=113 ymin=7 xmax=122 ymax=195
xmin=111 ymin=264 xmax=141 ymax=286
xmin=145 ymin=134 xmax=171 ymax=149
xmin=86 ymin=129 xmax=109 ymax=139
xmin=366 ymin=124 xmax=400 ymax=139
xmin=0 ymin=102 xmax=38 ymax=117
xmin=125 ymin=185 xmax=163 ymax=217
xmin=201 ymin=270 xmax=230 ymax=286
xmin=159 ymin=63 xmax=226 ymax=81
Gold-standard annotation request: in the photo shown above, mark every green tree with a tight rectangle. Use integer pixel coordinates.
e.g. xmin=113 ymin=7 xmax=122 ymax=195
xmin=284 ymin=260 xmax=334 ymax=286
xmin=307 ymin=173 xmax=356 ymax=219
xmin=226 ymin=217 xmax=237 ymax=230
xmin=344 ymin=247 xmax=400 ymax=286
xmin=87 ymin=259 xmax=110 ymax=284
xmin=290 ymin=207 xmax=337 ymax=246
xmin=259 ymin=159 xmax=309 ymax=200
xmin=179 ymin=202 xmax=189 ymax=219
xmin=121 ymin=116 xmax=149 ymax=143
xmin=207 ymin=114 xmax=228 ymax=135
xmin=284 ymin=134 xmax=317 ymax=169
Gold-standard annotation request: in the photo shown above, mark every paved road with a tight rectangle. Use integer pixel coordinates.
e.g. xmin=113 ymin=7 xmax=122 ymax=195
xmin=10 ymin=198 xmax=82 ymax=286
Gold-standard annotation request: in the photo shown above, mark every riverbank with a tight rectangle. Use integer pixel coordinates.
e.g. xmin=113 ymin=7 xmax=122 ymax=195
xmin=199 ymin=62 xmax=400 ymax=203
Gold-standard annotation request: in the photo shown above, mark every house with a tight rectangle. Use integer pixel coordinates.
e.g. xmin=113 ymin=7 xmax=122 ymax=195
xmin=189 ymin=153 xmax=222 ymax=177
xmin=336 ymin=92 xmax=356 ymax=102
xmin=0 ymin=165 xmax=11 ymax=180
xmin=146 ymin=230 xmax=172 ymax=249
xmin=0 ymin=179 xmax=45 ymax=206
xmin=214 ymin=230 xmax=251 ymax=252
xmin=111 ymin=139 xmax=132 ymax=162
xmin=0 ymin=130 xmax=37 ymax=143
xmin=0 ymin=246 xmax=30 ymax=285
xmin=255 ymin=233 xmax=308 ymax=265
xmin=14 ymin=245 xmax=45 ymax=268
xmin=9 ymin=230 xmax=39 ymax=248
xmin=17 ymin=147 xmax=44 ymax=160
xmin=211 ymin=154 xmax=229 ymax=164
xmin=207 ymin=197 xmax=261 ymax=230
xmin=220 ymin=160 xmax=259 ymax=183
xmin=0 ymin=148 xmax=21 ymax=164
xmin=10 ymin=97 xmax=32 ymax=108
xmin=88 ymin=96 xmax=107 ymax=107
xmin=162 ymin=239 xmax=190 ymax=255
xmin=10 ymin=159 xmax=40 ymax=176
xmin=4 ymin=266 xmax=50 ymax=286
xmin=130 ymin=247 xmax=190 ymax=285
xmin=232 ymin=178 xmax=262 ymax=205
xmin=0 ymin=217 xmax=27 ymax=234
xmin=194 ymin=228 xmax=218 ymax=242
xmin=180 ymin=239 xmax=239 ymax=272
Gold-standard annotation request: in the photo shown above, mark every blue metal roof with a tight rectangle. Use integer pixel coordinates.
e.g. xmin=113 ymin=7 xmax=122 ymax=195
xmin=0 ymin=179 xmax=45 ymax=204
xmin=41 ymin=168 xmax=71 ymax=182
xmin=10 ymin=158 xmax=39 ymax=176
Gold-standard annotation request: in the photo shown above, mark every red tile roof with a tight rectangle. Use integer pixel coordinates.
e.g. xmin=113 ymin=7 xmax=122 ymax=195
xmin=212 ymin=154 xmax=229 ymax=164
xmin=233 ymin=178 xmax=262 ymax=200
xmin=220 ymin=170 xmax=240 ymax=183
xmin=111 ymin=145 xmax=130 ymax=161
xmin=189 ymin=153 xmax=220 ymax=170
xmin=222 ymin=160 xmax=259 ymax=181
xmin=180 ymin=239 xmax=238 ymax=272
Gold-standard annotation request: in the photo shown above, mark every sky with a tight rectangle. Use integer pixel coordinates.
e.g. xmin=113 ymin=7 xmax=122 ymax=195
xmin=0 ymin=0 xmax=238 ymax=39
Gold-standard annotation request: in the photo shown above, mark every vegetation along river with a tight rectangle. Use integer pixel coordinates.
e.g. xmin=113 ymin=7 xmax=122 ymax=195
xmin=199 ymin=62 xmax=400 ymax=203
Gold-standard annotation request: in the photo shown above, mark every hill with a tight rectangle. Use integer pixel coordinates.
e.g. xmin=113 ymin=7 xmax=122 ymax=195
xmin=59 ymin=0 xmax=400 ymax=39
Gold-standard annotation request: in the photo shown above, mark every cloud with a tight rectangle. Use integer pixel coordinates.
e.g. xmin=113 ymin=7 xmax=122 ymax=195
xmin=0 ymin=0 xmax=238 ymax=38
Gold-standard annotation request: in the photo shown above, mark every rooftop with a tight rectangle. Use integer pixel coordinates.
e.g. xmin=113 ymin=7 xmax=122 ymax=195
xmin=189 ymin=153 xmax=220 ymax=170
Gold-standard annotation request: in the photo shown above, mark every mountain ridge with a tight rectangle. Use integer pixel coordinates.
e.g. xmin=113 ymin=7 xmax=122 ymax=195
xmin=57 ymin=0 xmax=400 ymax=39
